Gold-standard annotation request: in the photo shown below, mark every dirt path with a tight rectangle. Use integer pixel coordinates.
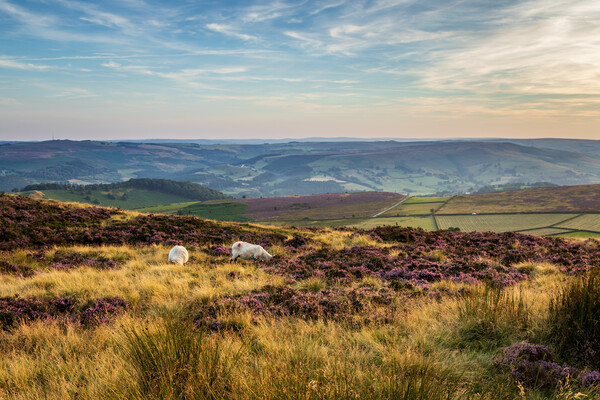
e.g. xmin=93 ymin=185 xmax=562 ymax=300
xmin=371 ymin=196 xmax=412 ymax=218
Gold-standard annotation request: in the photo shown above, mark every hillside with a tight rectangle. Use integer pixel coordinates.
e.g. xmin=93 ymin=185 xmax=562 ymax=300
xmin=3 ymin=139 xmax=600 ymax=196
xmin=2 ymin=194 xmax=600 ymax=398
xmin=439 ymin=184 xmax=600 ymax=214
xmin=139 ymin=191 xmax=405 ymax=221
xmin=18 ymin=178 xmax=228 ymax=209
xmin=135 ymin=185 xmax=600 ymax=238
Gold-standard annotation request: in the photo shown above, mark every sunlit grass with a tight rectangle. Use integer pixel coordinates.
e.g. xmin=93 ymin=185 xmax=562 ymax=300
xmin=0 ymin=227 xmax=596 ymax=399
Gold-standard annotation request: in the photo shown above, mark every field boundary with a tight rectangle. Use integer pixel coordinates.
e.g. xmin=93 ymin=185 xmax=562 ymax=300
xmin=371 ymin=196 xmax=411 ymax=218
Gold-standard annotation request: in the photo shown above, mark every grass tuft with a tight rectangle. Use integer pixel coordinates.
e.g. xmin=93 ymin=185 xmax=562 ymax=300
xmin=547 ymin=269 xmax=600 ymax=370
xmin=118 ymin=312 xmax=239 ymax=399
xmin=454 ymin=284 xmax=529 ymax=350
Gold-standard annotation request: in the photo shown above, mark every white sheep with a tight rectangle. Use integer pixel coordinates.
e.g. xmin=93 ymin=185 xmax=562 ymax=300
xmin=231 ymin=241 xmax=273 ymax=261
xmin=168 ymin=245 xmax=189 ymax=265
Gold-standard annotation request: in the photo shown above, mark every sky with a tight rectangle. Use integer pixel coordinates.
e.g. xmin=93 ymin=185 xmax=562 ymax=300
xmin=0 ymin=0 xmax=599 ymax=141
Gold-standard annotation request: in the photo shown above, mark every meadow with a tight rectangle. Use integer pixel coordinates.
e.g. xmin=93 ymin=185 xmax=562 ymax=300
xmin=2 ymin=193 xmax=600 ymax=399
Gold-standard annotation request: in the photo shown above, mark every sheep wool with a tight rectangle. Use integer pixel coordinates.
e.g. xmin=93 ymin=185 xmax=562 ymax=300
xmin=231 ymin=241 xmax=273 ymax=261
xmin=168 ymin=245 xmax=189 ymax=265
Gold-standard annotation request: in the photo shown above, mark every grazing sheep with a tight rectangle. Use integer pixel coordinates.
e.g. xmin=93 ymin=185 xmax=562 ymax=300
xmin=168 ymin=245 xmax=189 ymax=265
xmin=231 ymin=241 xmax=273 ymax=261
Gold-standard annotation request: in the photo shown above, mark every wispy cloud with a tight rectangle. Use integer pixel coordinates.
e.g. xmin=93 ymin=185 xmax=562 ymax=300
xmin=417 ymin=0 xmax=600 ymax=96
xmin=0 ymin=57 xmax=50 ymax=71
xmin=102 ymin=61 xmax=246 ymax=89
xmin=49 ymin=87 xmax=99 ymax=99
xmin=205 ymin=23 xmax=257 ymax=41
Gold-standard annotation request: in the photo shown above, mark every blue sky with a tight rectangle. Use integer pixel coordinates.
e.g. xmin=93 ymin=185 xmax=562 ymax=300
xmin=0 ymin=0 xmax=598 ymax=140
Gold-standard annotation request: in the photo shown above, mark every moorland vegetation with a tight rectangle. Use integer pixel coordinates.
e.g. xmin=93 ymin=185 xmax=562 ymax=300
xmin=1 ymin=193 xmax=600 ymax=399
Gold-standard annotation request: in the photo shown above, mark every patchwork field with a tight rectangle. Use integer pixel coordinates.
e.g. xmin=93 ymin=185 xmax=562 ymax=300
xmin=555 ymin=214 xmax=600 ymax=232
xmin=439 ymin=184 xmax=600 ymax=214
xmin=142 ymin=192 xmax=405 ymax=222
xmin=435 ymin=214 xmax=575 ymax=233
xmin=3 ymin=194 xmax=600 ymax=399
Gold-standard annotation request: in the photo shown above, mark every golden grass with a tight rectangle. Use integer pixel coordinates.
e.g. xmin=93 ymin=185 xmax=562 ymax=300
xmin=0 ymin=245 xmax=283 ymax=310
xmin=0 ymin=238 xmax=583 ymax=399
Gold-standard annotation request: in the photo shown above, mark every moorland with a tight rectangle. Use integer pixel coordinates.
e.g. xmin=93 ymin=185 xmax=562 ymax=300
xmin=2 ymin=193 xmax=600 ymax=399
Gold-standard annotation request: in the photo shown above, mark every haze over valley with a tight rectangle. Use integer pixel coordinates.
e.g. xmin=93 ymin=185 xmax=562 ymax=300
xmin=3 ymin=138 xmax=600 ymax=197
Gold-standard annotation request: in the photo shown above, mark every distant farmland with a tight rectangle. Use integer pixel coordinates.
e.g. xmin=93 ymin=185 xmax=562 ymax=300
xmin=141 ymin=192 xmax=405 ymax=222
xmin=435 ymin=214 xmax=574 ymax=233
xmin=439 ymin=184 xmax=600 ymax=214
xmin=79 ymin=184 xmax=600 ymax=238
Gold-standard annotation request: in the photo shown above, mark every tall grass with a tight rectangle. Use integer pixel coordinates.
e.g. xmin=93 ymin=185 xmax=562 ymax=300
xmin=547 ymin=269 xmax=600 ymax=369
xmin=117 ymin=313 xmax=239 ymax=400
xmin=455 ymin=284 xmax=530 ymax=349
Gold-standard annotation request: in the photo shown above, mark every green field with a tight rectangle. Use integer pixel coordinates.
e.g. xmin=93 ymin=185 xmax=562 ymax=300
xmin=516 ymin=227 xmax=576 ymax=236
xmin=381 ymin=202 xmax=444 ymax=217
xmin=24 ymin=189 xmax=196 ymax=209
xmin=403 ymin=196 xmax=450 ymax=204
xmin=350 ymin=215 xmax=435 ymax=230
xmin=435 ymin=213 xmax=574 ymax=233
xmin=556 ymin=231 xmax=600 ymax=239
xmin=140 ymin=202 xmax=251 ymax=221
xmin=555 ymin=214 xmax=600 ymax=232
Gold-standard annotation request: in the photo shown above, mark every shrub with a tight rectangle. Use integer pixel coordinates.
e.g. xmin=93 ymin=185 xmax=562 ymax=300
xmin=493 ymin=342 xmax=576 ymax=389
xmin=547 ymin=269 xmax=600 ymax=369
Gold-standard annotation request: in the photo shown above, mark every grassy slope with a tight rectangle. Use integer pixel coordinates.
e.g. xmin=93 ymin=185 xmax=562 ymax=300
xmin=2 ymin=198 xmax=600 ymax=399
xmin=24 ymin=188 xmax=197 ymax=209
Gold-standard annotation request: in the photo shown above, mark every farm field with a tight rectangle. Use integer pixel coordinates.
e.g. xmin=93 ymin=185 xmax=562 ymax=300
xmin=558 ymin=231 xmax=600 ymax=239
xmin=3 ymin=194 xmax=600 ymax=399
xmin=349 ymin=215 xmax=435 ymax=230
xmin=435 ymin=213 xmax=574 ymax=233
xmin=381 ymin=201 xmax=444 ymax=217
xmin=515 ymin=227 xmax=576 ymax=237
xmin=440 ymin=184 xmax=600 ymax=214
xmin=555 ymin=214 xmax=600 ymax=232
xmin=141 ymin=192 xmax=405 ymax=222
xmin=140 ymin=202 xmax=251 ymax=221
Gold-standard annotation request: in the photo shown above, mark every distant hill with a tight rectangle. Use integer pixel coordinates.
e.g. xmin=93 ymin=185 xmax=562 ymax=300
xmin=2 ymin=139 xmax=600 ymax=196
xmin=19 ymin=178 xmax=228 ymax=209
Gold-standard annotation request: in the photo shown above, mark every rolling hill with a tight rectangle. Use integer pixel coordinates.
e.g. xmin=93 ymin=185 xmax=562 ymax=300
xmin=18 ymin=178 xmax=229 ymax=209
xmin=3 ymin=139 xmax=600 ymax=197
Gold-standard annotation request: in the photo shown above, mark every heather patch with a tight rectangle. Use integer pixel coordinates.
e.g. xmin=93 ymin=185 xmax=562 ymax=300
xmin=369 ymin=226 xmax=600 ymax=274
xmin=494 ymin=342 xmax=600 ymax=391
xmin=0 ymin=193 xmax=117 ymax=250
xmin=207 ymin=245 xmax=231 ymax=257
xmin=194 ymin=284 xmax=394 ymax=325
xmin=0 ymin=295 xmax=128 ymax=330
xmin=0 ymin=195 xmax=287 ymax=250
xmin=0 ymin=260 xmax=35 ymax=277
xmin=261 ymin=245 xmax=528 ymax=288
xmin=49 ymin=249 xmax=122 ymax=270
